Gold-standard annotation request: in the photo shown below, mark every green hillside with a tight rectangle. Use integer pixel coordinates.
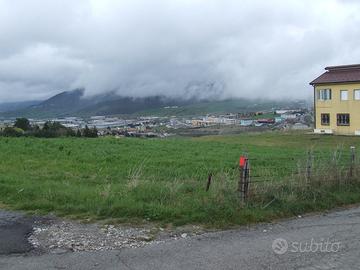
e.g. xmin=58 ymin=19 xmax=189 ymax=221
xmin=136 ymin=99 xmax=309 ymax=117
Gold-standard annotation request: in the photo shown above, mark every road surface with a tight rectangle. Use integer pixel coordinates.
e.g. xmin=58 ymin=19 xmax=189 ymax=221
xmin=0 ymin=210 xmax=35 ymax=255
xmin=1 ymin=206 xmax=360 ymax=269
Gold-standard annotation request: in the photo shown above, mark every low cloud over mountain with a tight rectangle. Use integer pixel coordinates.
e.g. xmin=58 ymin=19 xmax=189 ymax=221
xmin=1 ymin=0 xmax=360 ymax=102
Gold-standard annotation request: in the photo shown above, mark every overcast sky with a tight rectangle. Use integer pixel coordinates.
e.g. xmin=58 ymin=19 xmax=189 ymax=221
xmin=1 ymin=0 xmax=360 ymax=102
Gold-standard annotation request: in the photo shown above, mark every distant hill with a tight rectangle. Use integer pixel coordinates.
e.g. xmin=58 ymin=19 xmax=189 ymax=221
xmin=0 ymin=89 xmax=192 ymax=118
xmin=76 ymin=96 xmax=191 ymax=116
xmin=0 ymin=100 xmax=41 ymax=112
xmin=1 ymin=89 xmax=91 ymax=118
xmin=0 ymin=89 xmax=310 ymax=119
xmin=136 ymin=99 xmax=310 ymax=117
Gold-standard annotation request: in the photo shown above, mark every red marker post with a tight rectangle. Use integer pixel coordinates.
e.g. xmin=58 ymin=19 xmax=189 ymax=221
xmin=238 ymin=155 xmax=250 ymax=203
xmin=239 ymin=156 xmax=247 ymax=169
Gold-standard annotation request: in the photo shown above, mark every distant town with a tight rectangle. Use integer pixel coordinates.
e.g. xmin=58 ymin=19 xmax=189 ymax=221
xmin=0 ymin=107 xmax=312 ymax=138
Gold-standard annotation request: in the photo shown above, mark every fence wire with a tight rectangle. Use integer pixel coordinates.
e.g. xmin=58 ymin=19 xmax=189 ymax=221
xmin=235 ymin=147 xmax=360 ymax=202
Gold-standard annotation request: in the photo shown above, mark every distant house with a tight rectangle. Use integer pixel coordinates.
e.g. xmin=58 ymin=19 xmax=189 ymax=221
xmin=240 ymin=119 xmax=253 ymax=126
xmin=256 ymin=118 xmax=275 ymax=124
xmin=274 ymin=117 xmax=284 ymax=123
xmin=275 ymin=110 xmax=292 ymax=115
xmin=280 ymin=113 xmax=297 ymax=120
xmin=310 ymin=64 xmax=360 ymax=135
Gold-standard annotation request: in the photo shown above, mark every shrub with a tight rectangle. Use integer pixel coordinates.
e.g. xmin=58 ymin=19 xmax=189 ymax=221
xmin=2 ymin=127 xmax=24 ymax=137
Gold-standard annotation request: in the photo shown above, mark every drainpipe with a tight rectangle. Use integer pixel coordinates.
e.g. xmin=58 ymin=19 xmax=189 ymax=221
xmin=313 ymin=85 xmax=316 ymax=129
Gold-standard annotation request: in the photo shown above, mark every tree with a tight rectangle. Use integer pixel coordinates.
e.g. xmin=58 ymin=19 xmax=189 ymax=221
xmin=35 ymin=121 xmax=75 ymax=138
xmin=76 ymin=129 xmax=82 ymax=137
xmin=83 ymin=125 xmax=98 ymax=138
xmin=43 ymin=121 xmax=50 ymax=131
xmin=83 ymin=125 xmax=91 ymax=137
xmin=32 ymin=125 xmax=40 ymax=132
xmin=14 ymin=118 xmax=31 ymax=131
xmin=91 ymin=126 xmax=99 ymax=138
xmin=66 ymin=128 xmax=76 ymax=137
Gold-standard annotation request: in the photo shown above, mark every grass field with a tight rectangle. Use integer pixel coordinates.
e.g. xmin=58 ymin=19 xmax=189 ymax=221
xmin=1 ymin=131 xmax=360 ymax=227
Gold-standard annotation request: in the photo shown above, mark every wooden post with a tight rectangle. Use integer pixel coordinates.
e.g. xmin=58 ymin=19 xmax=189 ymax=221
xmin=238 ymin=156 xmax=250 ymax=203
xmin=350 ymin=146 xmax=356 ymax=178
xmin=331 ymin=149 xmax=340 ymax=185
xmin=206 ymin=173 xmax=212 ymax=192
xmin=238 ymin=163 xmax=244 ymax=200
xmin=244 ymin=159 xmax=250 ymax=201
xmin=306 ymin=150 xmax=312 ymax=184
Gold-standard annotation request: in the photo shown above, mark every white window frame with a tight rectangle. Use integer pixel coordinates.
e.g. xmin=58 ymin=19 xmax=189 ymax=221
xmin=340 ymin=90 xmax=348 ymax=101
xmin=317 ymin=89 xmax=332 ymax=101
xmin=354 ymin=89 xmax=360 ymax=100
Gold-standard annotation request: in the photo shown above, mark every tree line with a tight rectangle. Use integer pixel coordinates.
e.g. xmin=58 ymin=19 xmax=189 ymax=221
xmin=0 ymin=118 xmax=98 ymax=138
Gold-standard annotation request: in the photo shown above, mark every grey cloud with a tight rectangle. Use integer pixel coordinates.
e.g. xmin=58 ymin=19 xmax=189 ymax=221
xmin=0 ymin=0 xmax=360 ymax=102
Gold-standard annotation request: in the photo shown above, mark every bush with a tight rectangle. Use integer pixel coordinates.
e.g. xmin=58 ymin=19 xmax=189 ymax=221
xmin=1 ymin=127 xmax=24 ymax=137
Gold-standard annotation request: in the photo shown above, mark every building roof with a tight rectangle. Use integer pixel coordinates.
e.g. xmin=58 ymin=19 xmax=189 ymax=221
xmin=310 ymin=64 xmax=360 ymax=85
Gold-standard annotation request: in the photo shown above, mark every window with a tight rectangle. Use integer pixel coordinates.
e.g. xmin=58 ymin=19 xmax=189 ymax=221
xmin=354 ymin=89 xmax=360 ymax=100
xmin=337 ymin=114 xmax=350 ymax=126
xmin=321 ymin=113 xmax=330 ymax=126
xmin=340 ymin=90 xmax=348 ymax=101
xmin=317 ymin=89 xmax=332 ymax=100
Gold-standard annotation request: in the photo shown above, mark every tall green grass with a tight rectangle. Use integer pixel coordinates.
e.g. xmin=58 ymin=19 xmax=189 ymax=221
xmin=1 ymin=131 xmax=360 ymax=226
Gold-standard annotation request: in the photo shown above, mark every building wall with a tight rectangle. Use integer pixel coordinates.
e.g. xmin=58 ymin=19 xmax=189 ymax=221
xmin=315 ymin=83 xmax=360 ymax=135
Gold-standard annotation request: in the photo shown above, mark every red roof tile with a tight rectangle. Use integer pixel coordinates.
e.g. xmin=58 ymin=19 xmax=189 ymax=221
xmin=310 ymin=64 xmax=360 ymax=85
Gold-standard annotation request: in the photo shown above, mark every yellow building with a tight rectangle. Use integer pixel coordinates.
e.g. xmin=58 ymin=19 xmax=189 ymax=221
xmin=310 ymin=64 xmax=360 ymax=135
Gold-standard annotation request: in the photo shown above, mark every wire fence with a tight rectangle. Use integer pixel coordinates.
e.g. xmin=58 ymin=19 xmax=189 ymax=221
xmin=208 ymin=146 xmax=360 ymax=204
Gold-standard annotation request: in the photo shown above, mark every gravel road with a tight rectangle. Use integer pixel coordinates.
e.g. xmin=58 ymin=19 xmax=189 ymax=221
xmin=1 ymin=206 xmax=360 ymax=269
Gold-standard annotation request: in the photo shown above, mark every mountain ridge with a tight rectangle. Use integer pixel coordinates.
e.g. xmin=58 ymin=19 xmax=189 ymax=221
xmin=0 ymin=89 xmax=194 ymax=118
xmin=0 ymin=89 xmax=310 ymax=119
